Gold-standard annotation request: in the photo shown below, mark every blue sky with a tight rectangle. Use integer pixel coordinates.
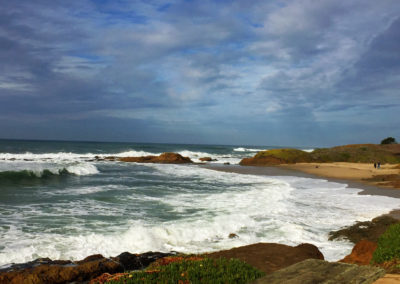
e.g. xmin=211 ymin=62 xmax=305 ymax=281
xmin=0 ymin=0 xmax=399 ymax=146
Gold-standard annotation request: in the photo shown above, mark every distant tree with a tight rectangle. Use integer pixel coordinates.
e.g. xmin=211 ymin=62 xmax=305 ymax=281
xmin=381 ymin=137 xmax=397 ymax=144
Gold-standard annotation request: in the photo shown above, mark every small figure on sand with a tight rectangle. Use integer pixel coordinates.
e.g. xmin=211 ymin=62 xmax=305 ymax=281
xmin=377 ymin=162 xmax=381 ymax=169
xmin=374 ymin=162 xmax=377 ymax=169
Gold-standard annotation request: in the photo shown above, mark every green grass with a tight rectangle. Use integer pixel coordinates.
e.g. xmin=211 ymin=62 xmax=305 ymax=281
xmin=104 ymin=257 xmax=264 ymax=284
xmin=310 ymin=144 xmax=400 ymax=163
xmin=372 ymin=223 xmax=400 ymax=263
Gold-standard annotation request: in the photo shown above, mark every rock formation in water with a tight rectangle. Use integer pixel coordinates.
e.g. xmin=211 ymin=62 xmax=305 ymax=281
xmin=108 ymin=152 xmax=193 ymax=164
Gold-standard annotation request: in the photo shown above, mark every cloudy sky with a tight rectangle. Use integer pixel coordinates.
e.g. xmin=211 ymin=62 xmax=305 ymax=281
xmin=0 ymin=0 xmax=399 ymax=146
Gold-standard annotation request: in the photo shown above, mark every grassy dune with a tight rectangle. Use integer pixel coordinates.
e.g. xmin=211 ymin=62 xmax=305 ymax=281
xmin=240 ymin=144 xmax=400 ymax=166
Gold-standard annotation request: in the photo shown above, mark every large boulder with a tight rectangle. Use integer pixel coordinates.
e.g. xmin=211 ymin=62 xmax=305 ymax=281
xmin=199 ymin=157 xmax=216 ymax=162
xmin=251 ymin=259 xmax=385 ymax=284
xmin=206 ymin=243 xmax=324 ymax=274
xmin=0 ymin=252 xmax=172 ymax=284
xmin=340 ymin=240 xmax=378 ymax=265
xmin=118 ymin=152 xmax=193 ymax=164
xmin=240 ymin=149 xmax=311 ymax=166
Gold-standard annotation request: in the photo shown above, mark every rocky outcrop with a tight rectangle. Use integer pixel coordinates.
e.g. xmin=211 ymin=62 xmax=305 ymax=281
xmin=340 ymin=240 xmax=378 ymax=265
xmin=240 ymin=149 xmax=311 ymax=166
xmin=115 ymin=152 xmax=193 ymax=164
xmin=206 ymin=243 xmax=324 ymax=274
xmin=251 ymin=259 xmax=385 ymax=284
xmin=329 ymin=215 xmax=399 ymax=244
xmin=0 ymin=252 xmax=172 ymax=284
xmin=199 ymin=157 xmax=216 ymax=162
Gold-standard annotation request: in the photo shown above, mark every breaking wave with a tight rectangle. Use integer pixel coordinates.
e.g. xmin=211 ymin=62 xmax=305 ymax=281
xmin=0 ymin=164 xmax=99 ymax=182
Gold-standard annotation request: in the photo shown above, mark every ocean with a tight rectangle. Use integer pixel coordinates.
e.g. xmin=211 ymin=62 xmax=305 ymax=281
xmin=0 ymin=139 xmax=399 ymax=267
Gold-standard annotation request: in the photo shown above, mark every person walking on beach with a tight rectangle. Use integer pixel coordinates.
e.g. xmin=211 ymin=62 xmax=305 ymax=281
xmin=378 ymin=162 xmax=381 ymax=169
xmin=374 ymin=162 xmax=377 ymax=169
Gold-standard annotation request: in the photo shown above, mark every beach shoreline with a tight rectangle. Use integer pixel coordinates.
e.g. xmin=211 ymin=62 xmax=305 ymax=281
xmin=201 ymin=163 xmax=400 ymax=200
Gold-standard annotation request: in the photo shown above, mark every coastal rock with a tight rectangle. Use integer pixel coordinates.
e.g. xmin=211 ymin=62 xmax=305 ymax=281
xmin=199 ymin=157 xmax=216 ymax=162
xmin=251 ymin=259 xmax=385 ymax=284
xmin=118 ymin=152 xmax=193 ymax=164
xmin=0 ymin=252 xmax=172 ymax=284
xmin=206 ymin=243 xmax=324 ymax=274
xmin=340 ymin=240 xmax=378 ymax=265
xmin=240 ymin=149 xmax=311 ymax=166
xmin=329 ymin=215 xmax=399 ymax=244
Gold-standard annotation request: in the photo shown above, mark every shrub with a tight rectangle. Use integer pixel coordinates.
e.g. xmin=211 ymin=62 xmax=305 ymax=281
xmin=105 ymin=257 xmax=264 ymax=284
xmin=381 ymin=137 xmax=397 ymax=145
xmin=372 ymin=223 xmax=400 ymax=263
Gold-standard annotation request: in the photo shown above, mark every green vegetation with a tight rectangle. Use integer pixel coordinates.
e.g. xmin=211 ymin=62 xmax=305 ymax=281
xmin=105 ymin=257 xmax=264 ymax=284
xmin=241 ymin=144 xmax=400 ymax=165
xmin=381 ymin=137 xmax=397 ymax=145
xmin=372 ymin=223 xmax=400 ymax=263
xmin=310 ymin=144 xmax=400 ymax=163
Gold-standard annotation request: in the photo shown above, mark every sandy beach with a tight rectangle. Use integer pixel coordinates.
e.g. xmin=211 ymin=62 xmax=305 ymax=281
xmin=277 ymin=162 xmax=399 ymax=181
xmin=278 ymin=162 xmax=400 ymax=190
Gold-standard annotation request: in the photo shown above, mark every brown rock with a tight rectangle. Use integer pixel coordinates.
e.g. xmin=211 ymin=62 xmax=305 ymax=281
xmin=0 ymin=256 xmax=122 ymax=284
xmin=340 ymin=240 xmax=378 ymax=265
xmin=206 ymin=243 xmax=324 ymax=274
xmin=118 ymin=152 xmax=193 ymax=164
xmin=199 ymin=157 xmax=214 ymax=162
xmin=0 ymin=252 xmax=173 ymax=284
xmin=228 ymin=233 xmax=238 ymax=239
xmin=239 ymin=149 xmax=312 ymax=166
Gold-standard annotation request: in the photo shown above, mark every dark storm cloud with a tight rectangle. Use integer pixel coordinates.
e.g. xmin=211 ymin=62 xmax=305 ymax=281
xmin=0 ymin=0 xmax=399 ymax=145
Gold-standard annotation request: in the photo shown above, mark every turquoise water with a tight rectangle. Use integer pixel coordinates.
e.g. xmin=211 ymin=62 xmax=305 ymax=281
xmin=0 ymin=139 xmax=399 ymax=265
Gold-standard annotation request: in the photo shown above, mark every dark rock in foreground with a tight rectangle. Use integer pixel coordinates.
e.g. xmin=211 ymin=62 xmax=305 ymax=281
xmin=329 ymin=215 xmax=399 ymax=244
xmin=206 ymin=243 xmax=324 ymax=274
xmin=251 ymin=259 xmax=385 ymax=284
xmin=115 ymin=152 xmax=193 ymax=164
xmin=0 ymin=252 xmax=172 ymax=284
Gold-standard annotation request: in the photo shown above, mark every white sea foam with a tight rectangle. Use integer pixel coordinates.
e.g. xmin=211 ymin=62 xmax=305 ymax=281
xmin=233 ymin=147 xmax=265 ymax=152
xmin=0 ymin=148 xmax=244 ymax=165
xmin=65 ymin=163 xmax=99 ymax=175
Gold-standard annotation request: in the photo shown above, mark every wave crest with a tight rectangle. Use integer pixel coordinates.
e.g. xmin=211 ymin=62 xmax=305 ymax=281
xmin=0 ymin=163 xmax=99 ymax=181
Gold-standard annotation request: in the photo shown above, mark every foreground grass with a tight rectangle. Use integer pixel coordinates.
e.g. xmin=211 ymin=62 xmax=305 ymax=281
xmin=373 ymin=223 xmax=400 ymax=264
xmin=104 ymin=257 xmax=264 ymax=284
